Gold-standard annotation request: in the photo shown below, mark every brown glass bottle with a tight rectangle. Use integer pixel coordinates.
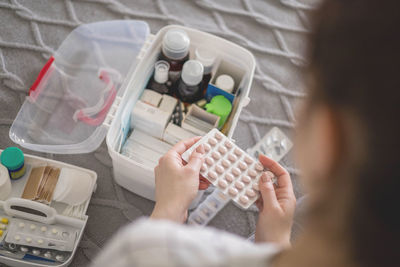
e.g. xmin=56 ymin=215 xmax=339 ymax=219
xmin=195 ymin=47 xmax=216 ymax=93
xmin=174 ymin=60 xmax=204 ymax=103
xmin=159 ymin=29 xmax=191 ymax=82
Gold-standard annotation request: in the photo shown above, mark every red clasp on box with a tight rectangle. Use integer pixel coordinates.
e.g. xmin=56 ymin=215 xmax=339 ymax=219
xmin=29 ymin=56 xmax=55 ymax=98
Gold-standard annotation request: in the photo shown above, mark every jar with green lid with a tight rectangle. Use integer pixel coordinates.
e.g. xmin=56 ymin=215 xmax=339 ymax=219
xmin=205 ymin=95 xmax=232 ymax=128
xmin=0 ymin=147 xmax=26 ymax=180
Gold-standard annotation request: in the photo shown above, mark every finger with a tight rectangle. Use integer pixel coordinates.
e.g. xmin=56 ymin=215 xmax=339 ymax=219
xmin=259 ymin=154 xmax=292 ymax=189
xmin=185 ymin=145 xmax=205 ymax=172
xmin=154 ymin=165 xmax=159 ymax=177
xmin=258 ymin=172 xmax=279 ymax=210
xmin=170 ymin=136 xmax=202 ymax=155
xmin=255 ymin=197 xmax=263 ymax=211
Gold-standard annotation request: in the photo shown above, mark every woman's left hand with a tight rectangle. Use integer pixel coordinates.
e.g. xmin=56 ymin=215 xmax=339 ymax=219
xmin=151 ymin=137 xmax=208 ymax=223
xmin=255 ymin=155 xmax=296 ymax=247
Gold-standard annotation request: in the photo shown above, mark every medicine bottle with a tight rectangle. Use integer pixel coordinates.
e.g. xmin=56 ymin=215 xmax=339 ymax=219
xmin=215 ymin=74 xmax=235 ymax=93
xmin=0 ymin=147 xmax=26 ymax=180
xmin=174 ymin=60 xmax=204 ymax=103
xmin=147 ymin=60 xmax=171 ymax=94
xmin=0 ymin=164 xmax=11 ymax=200
xmin=159 ymin=29 xmax=190 ymax=82
xmin=195 ymin=47 xmax=216 ymax=87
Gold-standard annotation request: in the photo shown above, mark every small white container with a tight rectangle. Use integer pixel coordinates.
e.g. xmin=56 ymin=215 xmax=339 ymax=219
xmin=0 ymin=164 xmax=11 ymax=200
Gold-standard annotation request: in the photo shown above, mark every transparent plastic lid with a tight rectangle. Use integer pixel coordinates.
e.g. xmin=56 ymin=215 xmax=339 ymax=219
xmin=10 ymin=20 xmax=149 ymax=154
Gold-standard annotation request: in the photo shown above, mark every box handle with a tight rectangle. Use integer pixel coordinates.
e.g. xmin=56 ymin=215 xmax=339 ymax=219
xmin=73 ymin=70 xmax=118 ymax=126
xmin=1 ymin=198 xmax=84 ymax=228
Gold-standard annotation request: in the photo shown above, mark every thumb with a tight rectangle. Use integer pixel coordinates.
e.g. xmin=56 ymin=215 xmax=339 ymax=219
xmin=259 ymin=171 xmax=279 ymax=210
xmin=185 ymin=145 xmax=205 ymax=172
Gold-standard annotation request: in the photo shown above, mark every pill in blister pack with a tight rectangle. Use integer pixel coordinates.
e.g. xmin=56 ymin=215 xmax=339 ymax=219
xmin=182 ymin=129 xmax=265 ymax=209
xmin=3 ymin=242 xmax=71 ymax=263
xmin=187 ymin=127 xmax=293 ymax=226
xmin=187 ymin=190 xmax=229 ymax=225
xmin=247 ymin=127 xmax=293 ymax=163
xmin=0 ymin=216 xmax=10 ymax=242
xmin=5 ymin=218 xmax=79 ymax=252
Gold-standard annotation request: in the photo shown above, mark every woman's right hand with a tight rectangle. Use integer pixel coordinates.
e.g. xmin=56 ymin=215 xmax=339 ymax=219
xmin=151 ymin=137 xmax=208 ymax=223
xmin=255 ymin=155 xmax=296 ymax=247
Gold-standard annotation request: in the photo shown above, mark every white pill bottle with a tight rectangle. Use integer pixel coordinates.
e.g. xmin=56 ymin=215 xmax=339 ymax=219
xmin=0 ymin=164 xmax=11 ymax=200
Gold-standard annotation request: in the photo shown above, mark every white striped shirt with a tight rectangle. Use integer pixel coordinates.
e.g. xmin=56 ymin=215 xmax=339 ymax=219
xmin=92 ymin=218 xmax=279 ymax=267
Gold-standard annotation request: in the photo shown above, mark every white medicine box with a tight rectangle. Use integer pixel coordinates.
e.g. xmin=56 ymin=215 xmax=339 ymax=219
xmin=9 ymin=20 xmax=255 ymax=202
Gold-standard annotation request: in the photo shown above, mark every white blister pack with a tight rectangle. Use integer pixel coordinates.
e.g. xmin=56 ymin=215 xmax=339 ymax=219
xmin=5 ymin=218 xmax=79 ymax=252
xmin=186 ymin=127 xmax=293 ymax=225
xmin=247 ymin=127 xmax=293 ymax=162
xmin=187 ymin=190 xmax=230 ymax=226
xmin=182 ymin=129 xmax=264 ymax=209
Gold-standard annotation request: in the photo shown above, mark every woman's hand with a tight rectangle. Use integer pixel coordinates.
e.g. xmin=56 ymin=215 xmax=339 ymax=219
xmin=255 ymin=155 xmax=296 ymax=247
xmin=151 ymin=137 xmax=208 ymax=223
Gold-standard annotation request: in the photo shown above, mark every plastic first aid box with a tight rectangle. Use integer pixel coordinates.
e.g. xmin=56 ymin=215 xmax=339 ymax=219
xmin=9 ymin=21 xmax=255 ymax=203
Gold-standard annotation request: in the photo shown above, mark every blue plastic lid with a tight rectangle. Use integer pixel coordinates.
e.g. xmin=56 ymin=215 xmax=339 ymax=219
xmin=1 ymin=147 xmax=24 ymax=170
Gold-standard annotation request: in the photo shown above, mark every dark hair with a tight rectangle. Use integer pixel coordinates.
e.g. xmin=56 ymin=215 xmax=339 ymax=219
xmin=308 ymin=1 xmax=400 ymax=266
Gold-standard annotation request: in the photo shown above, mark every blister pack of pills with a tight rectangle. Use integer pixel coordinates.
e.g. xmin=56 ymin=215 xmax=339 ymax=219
xmin=247 ymin=127 xmax=293 ymax=163
xmin=3 ymin=242 xmax=71 ymax=263
xmin=187 ymin=190 xmax=229 ymax=225
xmin=0 ymin=216 xmax=10 ymax=242
xmin=182 ymin=129 xmax=265 ymax=209
xmin=5 ymin=218 xmax=79 ymax=252
xmin=186 ymin=127 xmax=293 ymax=225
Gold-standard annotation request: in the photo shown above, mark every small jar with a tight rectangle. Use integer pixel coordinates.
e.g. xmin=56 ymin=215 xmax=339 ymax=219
xmin=147 ymin=60 xmax=171 ymax=94
xmin=0 ymin=147 xmax=26 ymax=180
xmin=205 ymin=95 xmax=232 ymax=128
xmin=215 ymin=74 xmax=235 ymax=93
xmin=159 ymin=29 xmax=190 ymax=82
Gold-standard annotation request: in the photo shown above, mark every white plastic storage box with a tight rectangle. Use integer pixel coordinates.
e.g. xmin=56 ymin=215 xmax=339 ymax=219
xmin=10 ymin=20 xmax=255 ymax=201
xmin=0 ymin=150 xmax=97 ymax=267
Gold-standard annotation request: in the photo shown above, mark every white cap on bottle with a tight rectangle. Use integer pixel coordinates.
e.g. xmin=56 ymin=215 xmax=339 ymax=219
xmin=162 ymin=29 xmax=190 ymax=60
xmin=154 ymin=60 xmax=170 ymax=84
xmin=182 ymin=60 xmax=204 ymax=86
xmin=195 ymin=47 xmax=216 ymax=74
xmin=216 ymin=74 xmax=235 ymax=93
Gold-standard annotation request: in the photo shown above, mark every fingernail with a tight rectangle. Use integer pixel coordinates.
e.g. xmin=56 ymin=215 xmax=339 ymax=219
xmin=265 ymin=171 xmax=274 ymax=180
xmin=196 ymin=144 xmax=205 ymax=154
xmin=261 ymin=173 xmax=271 ymax=183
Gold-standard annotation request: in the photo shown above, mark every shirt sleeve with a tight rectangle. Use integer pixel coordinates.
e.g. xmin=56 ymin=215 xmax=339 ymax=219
xmin=91 ymin=218 xmax=280 ymax=267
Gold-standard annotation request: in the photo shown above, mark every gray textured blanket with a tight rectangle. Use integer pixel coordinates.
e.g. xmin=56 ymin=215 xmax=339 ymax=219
xmin=0 ymin=0 xmax=314 ymax=265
